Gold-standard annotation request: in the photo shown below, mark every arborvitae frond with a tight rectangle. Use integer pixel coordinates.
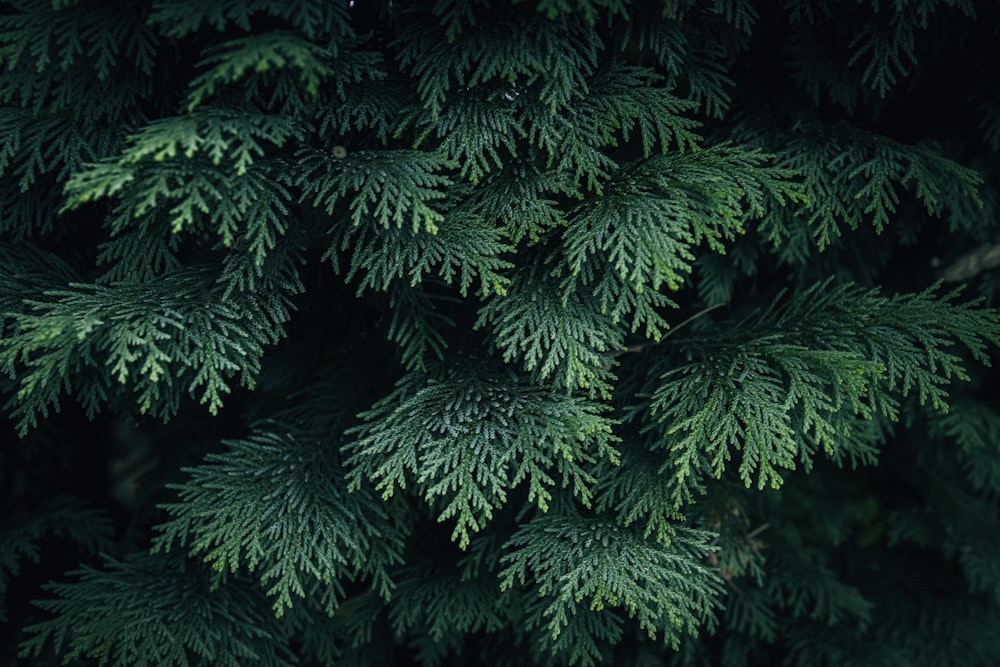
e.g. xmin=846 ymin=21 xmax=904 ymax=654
xmin=312 ymin=49 xmax=398 ymax=143
xmin=710 ymin=0 xmax=758 ymax=34
xmin=519 ymin=64 xmax=701 ymax=195
xmin=328 ymin=201 xmax=512 ymax=297
xmin=19 ymin=552 xmax=297 ymax=667
xmin=385 ymin=281 xmax=456 ymax=371
xmin=476 ymin=264 xmax=623 ymax=397
xmin=0 ymin=1 xmax=157 ymax=113
xmin=389 ymin=564 xmax=507 ymax=643
xmin=782 ymin=596 xmax=1000 ymax=667
xmin=4 ymin=1 xmax=1000 ymax=664
xmin=295 ymin=147 xmax=452 ymax=233
xmin=0 ymin=243 xmax=78 ymax=322
xmin=571 ymin=64 xmax=701 ymax=159
xmin=59 ymin=113 xmax=299 ymax=284
xmin=401 ymin=86 xmax=525 ymax=186
xmin=555 ymin=144 xmax=800 ymax=341
xmin=763 ymin=547 xmax=872 ymax=627
xmin=927 ymin=399 xmax=1000 ymax=492
xmin=95 ymin=223 xmax=184 ymax=285
xmin=0 ymin=496 xmax=113 ymax=622
xmin=622 ymin=15 xmax=736 ymax=120
xmin=395 ymin=6 xmax=599 ymax=118
xmin=532 ymin=0 xmax=630 ymax=24
xmin=845 ymin=9 xmax=919 ymax=97
xmin=499 ymin=514 xmax=722 ymax=650
xmin=148 ymin=0 xmax=351 ymax=42
xmin=650 ymin=343 xmax=880 ymax=502
xmin=584 ymin=264 xmax=677 ymax=340
xmin=593 ymin=442 xmax=686 ymax=545
xmin=345 ymin=361 xmax=619 ymax=549
xmin=692 ymin=236 xmax=760 ymax=305
xmin=0 ymin=108 xmax=110 ymax=192
xmin=884 ymin=424 xmax=1000 ymax=602
xmin=564 ymin=144 xmax=803 ymax=301
xmin=71 ymin=109 xmax=298 ymax=185
xmin=154 ymin=425 xmax=406 ymax=616
xmin=783 ymin=23 xmax=878 ymax=115
xmin=520 ymin=592 xmax=624 ymax=667
xmin=723 ymin=586 xmax=778 ymax=643
xmin=185 ymin=32 xmax=335 ymax=111
xmin=468 ymin=148 xmax=576 ymax=245
xmin=783 ymin=0 xmax=977 ymax=109
xmin=280 ymin=588 xmax=384 ymax=666
xmin=739 ymin=122 xmax=985 ymax=253
xmin=639 ymin=281 xmax=999 ymax=506
xmin=0 ymin=267 xmax=281 ymax=434
xmin=0 ymin=107 xmax=122 ymax=236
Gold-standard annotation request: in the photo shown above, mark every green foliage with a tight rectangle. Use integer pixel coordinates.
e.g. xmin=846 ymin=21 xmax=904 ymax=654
xmin=2 ymin=0 xmax=1000 ymax=666
xmin=148 ymin=0 xmax=351 ymax=42
xmin=295 ymin=147 xmax=452 ymax=233
xmin=154 ymin=425 xmax=406 ymax=616
xmin=185 ymin=32 xmax=335 ymax=111
xmin=476 ymin=263 xmax=625 ymax=398
xmin=638 ymin=282 xmax=999 ymax=507
xmin=0 ymin=496 xmax=113 ymax=623
xmin=761 ymin=125 xmax=985 ymax=252
xmin=19 ymin=552 xmax=297 ymax=667
xmin=0 ymin=266 xmax=285 ymax=434
xmin=562 ymin=144 xmax=805 ymax=303
xmin=389 ymin=563 xmax=507 ymax=644
xmin=345 ymin=361 xmax=620 ymax=548
xmin=499 ymin=515 xmax=721 ymax=653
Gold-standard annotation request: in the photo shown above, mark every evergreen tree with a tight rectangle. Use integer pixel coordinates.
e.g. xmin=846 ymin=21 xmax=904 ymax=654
xmin=2 ymin=0 xmax=1000 ymax=665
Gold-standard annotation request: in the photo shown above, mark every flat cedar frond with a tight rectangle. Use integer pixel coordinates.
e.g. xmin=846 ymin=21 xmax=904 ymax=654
xmin=153 ymin=426 xmax=406 ymax=616
xmin=499 ymin=515 xmax=722 ymax=654
xmin=784 ymin=127 xmax=983 ymax=247
xmin=531 ymin=0 xmax=630 ymax=24
xmin=389 ymin=564 xmax=508 ymax=642
xmin=467 ymin=147 xmax=577 ymax=244
xmin=0 ymin=1 xmax=157 ymax=111
xmin=19 ymin=552 xmax=297 ymax=667
xmin=926 ymin=399 xmax=1000 ymax=492
xmin=185 ymin=32 xmax=335 ymax=111
xmin=564 ymin=143 xmax=803 ymax=295
xmin=0 ymin=267 xmax=284 ymax=434
xmin=0 ymin=243 xmax=79 ymax=320
xmin=400 ymin=85 xmax=526 ymax=185
xmin=0 ymin=496 xmax=113 ymax=622
xmin=148 ymin=0 xmax=352 ymax=42
xmin=395 ymin=5 xmax=599 ymax=118
xmin=386 ymin=281 xmax=457 ymax=371
xmin=328 ymin=200 xmax=513 ymax=298
xmin=476 ymin=264 xmax=624 ymax=397
xmin=593 ymin=441 xmax=687 ymax=545
xmin=294 ymin=146 xmax=452 ymax=232
xmin=643 ymin=281 xmax=1000 ymax=507
xmin=622 ymin=14 xmax=737 ymax=119
xmin=345 ymin=361 xmax=620 ymax=549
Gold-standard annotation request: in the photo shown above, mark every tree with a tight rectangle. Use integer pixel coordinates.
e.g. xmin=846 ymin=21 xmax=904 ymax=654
xmin=2 ymin=0 xmax=1000 ymax=665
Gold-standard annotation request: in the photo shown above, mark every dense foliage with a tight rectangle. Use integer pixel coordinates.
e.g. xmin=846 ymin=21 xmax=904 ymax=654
xmin=2 ymin=0 xmax=1000 ymax=665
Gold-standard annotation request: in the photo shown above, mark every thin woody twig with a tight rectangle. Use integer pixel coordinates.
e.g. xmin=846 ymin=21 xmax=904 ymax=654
xmin=606 ymin=303 xmax=725 ymax=360
xmin=746 ymin=522 xmax=770 ymax=540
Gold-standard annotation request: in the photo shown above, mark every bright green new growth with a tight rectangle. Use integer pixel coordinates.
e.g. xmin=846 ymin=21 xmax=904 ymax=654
xmin=1 ymin=0 xmax=999 ymax=665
